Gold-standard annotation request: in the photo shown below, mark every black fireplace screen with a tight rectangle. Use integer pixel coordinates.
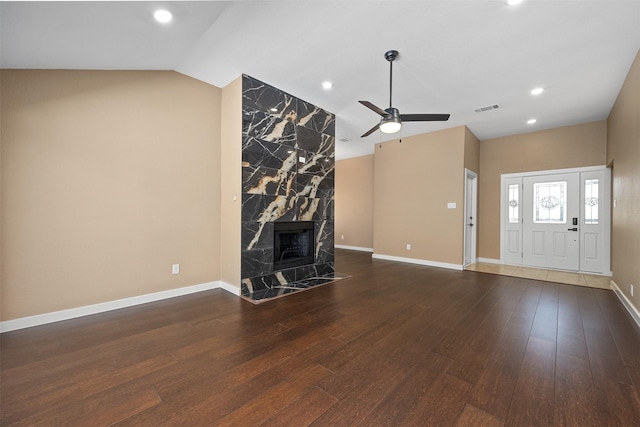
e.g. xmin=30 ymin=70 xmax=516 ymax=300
xmin=273 ymin=221 xmax=314 ymax=270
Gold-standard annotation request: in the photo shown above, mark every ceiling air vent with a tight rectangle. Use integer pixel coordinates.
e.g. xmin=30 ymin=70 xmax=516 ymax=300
xmin=474 ymin=104 xmax=501 ymax=113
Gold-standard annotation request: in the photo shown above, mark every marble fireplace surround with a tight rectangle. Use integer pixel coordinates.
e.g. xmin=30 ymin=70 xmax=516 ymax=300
xmin=240 ymin=75 xmax=336 ymax=301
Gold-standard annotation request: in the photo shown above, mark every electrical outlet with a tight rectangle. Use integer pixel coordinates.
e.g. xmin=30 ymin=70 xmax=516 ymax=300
xmin=631 ymin=284 xmax=634 ymax=297
xmin=406 ymin=243 xmax=411 ymax=251
xmin=341 ymin=234 xmax=345 ymax=240
xmin=172 ymin=264 xmax=180 ymax=275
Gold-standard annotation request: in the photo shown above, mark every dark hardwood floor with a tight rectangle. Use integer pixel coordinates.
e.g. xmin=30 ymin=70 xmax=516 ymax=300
xmin=2 ymin=249 xmax=640 ymax=426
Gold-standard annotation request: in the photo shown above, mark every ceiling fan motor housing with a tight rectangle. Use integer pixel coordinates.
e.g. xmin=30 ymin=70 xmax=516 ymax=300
xmin=383 ymin=107 xmax=400 ymax=120
xmin=385 ymin=50 xmax=399 ymax=62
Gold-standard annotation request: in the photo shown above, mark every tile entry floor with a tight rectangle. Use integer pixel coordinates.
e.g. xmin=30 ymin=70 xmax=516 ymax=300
xmin=465 ymin=262 xmax=611 ymax=290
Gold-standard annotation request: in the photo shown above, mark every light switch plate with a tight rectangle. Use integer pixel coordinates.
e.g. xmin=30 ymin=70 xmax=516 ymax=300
xmin=447 ymin=202 xmax=457 ymax=209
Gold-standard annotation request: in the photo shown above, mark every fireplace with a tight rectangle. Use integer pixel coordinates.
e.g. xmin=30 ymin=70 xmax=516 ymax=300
xmin=273 ymin=221 xmax=314 ymax=271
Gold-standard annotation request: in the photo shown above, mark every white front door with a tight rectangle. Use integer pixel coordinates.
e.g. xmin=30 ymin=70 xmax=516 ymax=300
xmin=522 ymin=173 xmax=580 ymax=270
xmin=501 ymin=166 xmax=610 ymax=274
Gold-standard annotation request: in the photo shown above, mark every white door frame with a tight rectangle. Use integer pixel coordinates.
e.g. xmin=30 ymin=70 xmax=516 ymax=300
xmin=500 ymin=165 xmax=611 ymax=274
xmin=464 ymin=169 xmax=478 ymax=266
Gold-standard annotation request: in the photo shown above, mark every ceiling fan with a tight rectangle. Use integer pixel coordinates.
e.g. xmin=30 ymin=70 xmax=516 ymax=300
xmin=360 ymin=50 xmax=450 ymax=138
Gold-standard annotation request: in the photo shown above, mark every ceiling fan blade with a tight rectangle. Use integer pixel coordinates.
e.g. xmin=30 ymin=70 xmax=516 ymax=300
xmin=361 ymin=123 xmax=380 ymax=138
xmin=399 ymin=113 xmax=450 ymax=122
xmin=359 ymin=100 xmax=388 ymax=117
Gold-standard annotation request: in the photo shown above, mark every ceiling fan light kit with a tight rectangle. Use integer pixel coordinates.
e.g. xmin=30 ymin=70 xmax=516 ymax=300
xmin=359 ymin=50 xmax=450 ymax=138
xmin=379 ymin=107 xmax=402 ymax=133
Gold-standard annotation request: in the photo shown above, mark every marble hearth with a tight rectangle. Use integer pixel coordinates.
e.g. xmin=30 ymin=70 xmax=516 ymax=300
xmin=240 ymin=75 xmax=336 ymax=301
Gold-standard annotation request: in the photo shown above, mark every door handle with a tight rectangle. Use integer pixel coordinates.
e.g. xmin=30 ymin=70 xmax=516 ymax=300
xmin=567 ymin=228 xmax=578 ymax=231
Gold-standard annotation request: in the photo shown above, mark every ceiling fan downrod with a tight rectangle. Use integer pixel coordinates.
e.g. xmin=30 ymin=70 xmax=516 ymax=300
xmin=385 ymin=50 xmax=398 ymax=109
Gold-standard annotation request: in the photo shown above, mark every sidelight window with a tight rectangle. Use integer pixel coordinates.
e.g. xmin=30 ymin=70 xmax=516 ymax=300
xmin=508 ymin=184 xmax=519 ymax=223
xmin=584 ymin=179 xmax=599 ymax=224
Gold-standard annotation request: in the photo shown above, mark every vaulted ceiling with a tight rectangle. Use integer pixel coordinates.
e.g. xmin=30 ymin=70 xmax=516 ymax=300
xmin=2 ymin=1 xmax=639 ymax=159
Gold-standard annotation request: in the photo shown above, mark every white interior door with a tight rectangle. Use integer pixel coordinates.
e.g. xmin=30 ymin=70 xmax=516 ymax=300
xmin=522 ymin=173 xmax=580 ymax=270
xmin=464 ymin=170 xmax=477 ymax=266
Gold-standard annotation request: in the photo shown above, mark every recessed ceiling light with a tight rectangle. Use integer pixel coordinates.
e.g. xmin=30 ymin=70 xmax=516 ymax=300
xmin=154 ymin=9 xmax=173 ymax=24
xmin=505 ymin=0 xmax=524 ymax=5
xmin=527 ymin=119 xmax=537 ymax=124
xmin=321 ymin=81 xmax=333 ymax=90
xmin=531 ymin=87 xmax=544 ymax=95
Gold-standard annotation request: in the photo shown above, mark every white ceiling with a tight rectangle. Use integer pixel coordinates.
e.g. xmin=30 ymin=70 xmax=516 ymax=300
xmin=2 ymin=1 xmax=639 ymax=159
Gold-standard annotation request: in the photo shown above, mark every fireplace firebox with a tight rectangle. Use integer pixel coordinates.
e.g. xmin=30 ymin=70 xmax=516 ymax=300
xmin=273 ymin=221 xmax=314 ymax=270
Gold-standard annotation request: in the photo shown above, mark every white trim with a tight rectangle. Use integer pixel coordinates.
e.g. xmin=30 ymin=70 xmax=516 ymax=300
xmin=0 ymin=281 xmax=223 ymax=333
xmin=611 ymin=280 xmax=640 ymax=329
xmin=372 ymin=253 xmax=463 ymax=271
xmin=219 ymin=281 xmax=241 ymax=295
xmin=501 ymin=165 xmax=606 ymax=179
xmin=477 ymin=257 xmax=502 ymax=264
xmin=335 ymin=244 xmax=374 ymax=252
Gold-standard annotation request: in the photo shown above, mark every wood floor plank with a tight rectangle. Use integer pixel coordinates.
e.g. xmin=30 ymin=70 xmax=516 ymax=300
xmin=399 ymin=373 xmax=472 ymax=427
xmin=259 ymin=386 xmax=337 ymax=427
xmin=506 ymin=336 xmax=556 ymax=426
xmin=528 ymin=282 xmax=559 ymax=342
xmin=445 ymin=306 xmax=513 ymax=385
xmin=316 ymin=303 xmax=425 ymax=375
xmin=1 ymin=353 xmax=176 ymax=423
xmin=468 ymin=282 xmax=541 ymax=420
xmin=356 ymin=351 xmax=453 ymax=426
xmin=554 ymin=352 xmax=601 ymax=426
xmin=311 ymin=364 xmax=409 ymax=426
xmin=10 ymin=381 xmax=161 ymax=427
xmin=214 ymin=363 xmax=332 ymax=427
xmin=557 ymin=285 xmax=589 ymax=360
xmin=3 ymin=250 xmax=640 ymax=426
xmin=456 ymin=404 xmax=504 ymax=427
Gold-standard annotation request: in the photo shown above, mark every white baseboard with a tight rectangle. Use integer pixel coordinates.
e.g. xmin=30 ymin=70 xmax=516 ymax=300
xmin=372 ymin=253 xmax=463 ymax=271
xmin=610 ymin=280 xmax=640 ymax=329
xmin=335 ymin=244 xmax=374 ymax=252
xmin=0 ymin=280 xmax=233 ymax=333
xmin=219 ymin=281 xmax=241 ymax=295
xmin=477 ymin=257 xmax=502 ymax=264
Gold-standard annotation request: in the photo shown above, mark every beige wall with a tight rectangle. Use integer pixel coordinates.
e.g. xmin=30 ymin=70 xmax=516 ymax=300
xmin=478 ymin=121 xmax=607 ymax=260
xmin=373 ymin=126 xmax=467 ymax=265
xmin=220 ymin=76 xmax=242 ymax=288
xmin=464 ymin=127 xmax=480 ymax=174
xmin=335 ymin=155 xmax=374 ymax=249
xmin=0 ymin=70 xmax=222 ymax=321
xmin=607 ymin=49 xmax=640 ymax=313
